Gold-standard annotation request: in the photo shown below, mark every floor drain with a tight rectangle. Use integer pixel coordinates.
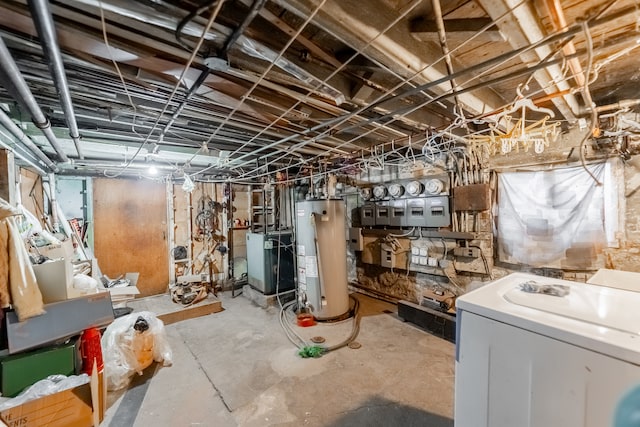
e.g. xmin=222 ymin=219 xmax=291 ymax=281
xmin=311 ymin=336 xmax=326 ymax=343
xmin=348 ymin=341 xmax=362 ymax=349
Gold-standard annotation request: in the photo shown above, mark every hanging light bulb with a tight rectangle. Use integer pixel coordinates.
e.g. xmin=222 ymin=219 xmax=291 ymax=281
xmin=148 ymin=164 xmax=158 ymax=175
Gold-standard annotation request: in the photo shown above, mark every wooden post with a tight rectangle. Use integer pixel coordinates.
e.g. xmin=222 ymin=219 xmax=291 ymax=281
xmin=0 ymin=149 xmax=16 ymax=204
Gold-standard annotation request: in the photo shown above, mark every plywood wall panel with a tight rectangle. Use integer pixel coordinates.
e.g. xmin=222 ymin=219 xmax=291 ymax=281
xmin=20 ymin=168 xmax=45 ymax=227
xmin=93 ymin=178 xmax=168 ymax=296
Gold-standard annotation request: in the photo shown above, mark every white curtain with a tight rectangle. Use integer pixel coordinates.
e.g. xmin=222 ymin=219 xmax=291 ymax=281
xmin=496 ymin=160 xmax=619 ymax=269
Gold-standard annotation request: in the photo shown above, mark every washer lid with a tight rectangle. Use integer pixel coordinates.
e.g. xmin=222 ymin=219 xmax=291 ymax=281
xmin=457 ymin=272 xmax=640 ymax=364
xmin=503 ymin=281 xmax=639 ymax=335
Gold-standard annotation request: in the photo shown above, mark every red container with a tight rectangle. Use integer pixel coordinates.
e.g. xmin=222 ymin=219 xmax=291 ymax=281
xmin=296 ymin=313 xmax=316 ymax=327
xmin=80 ymin=327 xmax=104 ymax=374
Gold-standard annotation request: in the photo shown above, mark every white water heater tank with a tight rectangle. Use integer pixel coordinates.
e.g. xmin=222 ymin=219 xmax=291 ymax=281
xmin=295 ymin=199 xmax=350 ymax=319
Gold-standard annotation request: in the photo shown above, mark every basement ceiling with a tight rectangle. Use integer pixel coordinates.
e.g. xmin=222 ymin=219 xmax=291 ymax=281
xmin=0 ymin=0 xmax=638 ymax=180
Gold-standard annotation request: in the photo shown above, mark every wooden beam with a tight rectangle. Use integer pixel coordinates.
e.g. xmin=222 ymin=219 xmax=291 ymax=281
xmin=410 ymin=18 xmax=503 ymax=42
xmin=0 ymin=150 xmax=16 ymax=205
xmin=272 ymin=0 xmax=505 ymax=117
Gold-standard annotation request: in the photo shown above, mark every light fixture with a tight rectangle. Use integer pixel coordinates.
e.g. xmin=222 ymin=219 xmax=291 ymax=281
xmin=148 ymin=164 xmax=158 ymax=175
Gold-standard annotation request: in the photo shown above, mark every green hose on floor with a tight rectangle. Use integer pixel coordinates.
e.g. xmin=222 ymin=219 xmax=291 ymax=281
xmin=298 ymin=345 xmax=325 ymax=358
xmin=281 ymin=295 xmax=361 ymax=358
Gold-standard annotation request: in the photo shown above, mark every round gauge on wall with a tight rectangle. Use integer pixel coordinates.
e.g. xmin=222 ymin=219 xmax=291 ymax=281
xmin=388 ymin=183 xmax=405 ymax=198
xmin=372 ymin=185 xmax=388 ymax=199
xmin=406 ymin=180 xmax=423 ymax=196
xmin=359 ymin=187 xmax=373 ymax=201
xmin=425 ymin=179 xmax=444 ymax=195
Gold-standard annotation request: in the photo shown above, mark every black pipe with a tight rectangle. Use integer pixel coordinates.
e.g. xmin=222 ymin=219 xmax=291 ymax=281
xmin=228 ymin=3 xmax=640 ymax=166
xmin=162 ymin=0 xmax=268 ymax=141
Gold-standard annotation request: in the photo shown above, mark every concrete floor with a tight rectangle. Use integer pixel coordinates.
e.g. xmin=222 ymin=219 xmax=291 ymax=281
xmin=102 ymin=291 xmax=455 ymax=426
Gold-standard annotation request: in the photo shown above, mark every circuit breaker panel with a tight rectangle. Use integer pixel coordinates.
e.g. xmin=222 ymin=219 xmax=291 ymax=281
xmin=359 ymin=176 xmax=451 ymax=228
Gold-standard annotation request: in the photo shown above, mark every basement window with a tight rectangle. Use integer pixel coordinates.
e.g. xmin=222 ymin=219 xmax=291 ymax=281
xmin=496 ymin=160 xmax=621 ymax=269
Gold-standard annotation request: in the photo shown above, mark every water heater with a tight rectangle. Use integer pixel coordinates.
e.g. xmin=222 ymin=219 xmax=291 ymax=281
xmin=295 ymin=199 xmax=350 ymax=319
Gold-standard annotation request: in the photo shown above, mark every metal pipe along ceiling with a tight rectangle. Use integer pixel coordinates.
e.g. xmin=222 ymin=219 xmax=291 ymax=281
xmin=28 ymin=0 xmax=83 ymax=159
xmin=159 ymin=0 xmax=268 ymax=143
xmin=229 ymin=3 xmax=639 ymax=177
xmin=0 ymin=108 xmax=57 ymax=171
xmin=0 ymin=36 xmax=69 ymax=162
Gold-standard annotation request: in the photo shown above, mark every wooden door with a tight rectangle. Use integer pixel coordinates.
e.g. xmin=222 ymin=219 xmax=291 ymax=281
xmin=93 ymin=178 xmax=168 ymax=296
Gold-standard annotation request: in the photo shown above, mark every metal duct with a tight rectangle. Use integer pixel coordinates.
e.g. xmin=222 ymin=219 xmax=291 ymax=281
xmin=74 ymin=0 xmax=343 ymax=104
xmin=0 ymin=108 xmax=57 ymax=171
xmin=28 ymin=0 xmax=83 ymax=159
xmin=0 ymin=36 xmax=69 ymax=162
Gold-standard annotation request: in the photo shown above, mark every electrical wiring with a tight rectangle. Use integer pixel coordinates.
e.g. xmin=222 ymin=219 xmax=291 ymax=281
xmin=578 ymin=20 xmax=603 ymax=186
xmin=224 ymin=1 xmax=530 ymax=178
xmin=388 ymin=227 xmax=416 ymax=238
xmin=98 ymin=0 xmax=142 ymax=141
xmin=219 ymin=0 xmax=424 ymax=165
xmin=103 ymin=0 xmax=226 ymax=178
xmin=200 ymin=0 xmax=330 ymax=153
xmin=175 ymin=0 xmax=220 ymax=51
xmin=442 ymin=266 xmax=465 ymax=296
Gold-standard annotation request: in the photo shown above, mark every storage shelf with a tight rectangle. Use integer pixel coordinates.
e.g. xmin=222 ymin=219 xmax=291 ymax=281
xmin=250 ymin=185 xmax=278 ymax=232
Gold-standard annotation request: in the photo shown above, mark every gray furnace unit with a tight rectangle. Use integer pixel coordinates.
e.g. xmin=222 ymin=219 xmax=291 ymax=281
xmin=246 ymin=231 xmax=295 ymax=295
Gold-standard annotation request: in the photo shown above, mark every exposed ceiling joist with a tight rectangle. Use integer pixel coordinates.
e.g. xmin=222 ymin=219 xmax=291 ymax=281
xmin=409 ymin=17 xmax=504 ymax=42
xmin=271 ymin=0 xmax=505 ymax=117
xmin=476 ymin=0 xmax=580 ymax=122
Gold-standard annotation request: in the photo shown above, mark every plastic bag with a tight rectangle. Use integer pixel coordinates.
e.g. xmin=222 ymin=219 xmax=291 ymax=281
xmin=0 ymin=374 xmax=89 ymax=411
xmin=101 ymin=311 xmax=172 ymax=391
xmin=73 ymin=274 xmax=98 ymax=293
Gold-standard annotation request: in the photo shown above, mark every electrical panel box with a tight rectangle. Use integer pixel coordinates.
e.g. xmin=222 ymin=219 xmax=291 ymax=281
xmin=360 ymin=203 xmax=376 ymax=226
xmin=453 ymin=183 xmax=490 ymax=211
xmin=454 ymin=247 xmax=481 ymax=258
xmin=424 ymin=196 xmax=451 ymax=227
xmin=375 ymin=202 xmax=391 ymax=226
xmin=349 ymin=227 xmax=364 ymax=252
xmin=389 ymin=199 xmax=406 ymax=227
xmin=405 ymin=198 xmax=427 ymax=227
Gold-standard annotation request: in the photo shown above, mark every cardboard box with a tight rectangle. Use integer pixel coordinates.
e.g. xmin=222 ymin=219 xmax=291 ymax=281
xmin=0 ymin=342 xmax=77 ymax=397
xmin=5 ymin=293 xmax=114 ymax=354
xmin=0 ymin=376 xmax=98 ymax=427
xmin=32 ymin=259 xmax=74 ymax=303
xmin=37 ymin=239 xmax=75 ymax=261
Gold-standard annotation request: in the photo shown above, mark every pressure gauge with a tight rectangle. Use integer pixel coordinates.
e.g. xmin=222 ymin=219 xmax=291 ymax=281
xmin=372 ymin=185 xmax=387 ymax=199
xmin=388 ymin=183 xmax=404 ymax=198
xmin=359 ymin=187 xmax=373 ymax=201
xmin=406 ymin=180 xmax=423 ymax=196
xmin=425 ymin=179 xmax=444 ymax=195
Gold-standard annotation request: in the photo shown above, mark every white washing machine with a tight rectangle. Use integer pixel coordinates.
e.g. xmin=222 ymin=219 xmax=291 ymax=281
xmin=455 ymin=272 xmax=640 ymax=427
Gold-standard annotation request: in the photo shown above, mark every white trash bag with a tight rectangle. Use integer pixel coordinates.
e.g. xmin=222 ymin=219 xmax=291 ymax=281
xmin=101 ymin=311 xmax=172 ymax=391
